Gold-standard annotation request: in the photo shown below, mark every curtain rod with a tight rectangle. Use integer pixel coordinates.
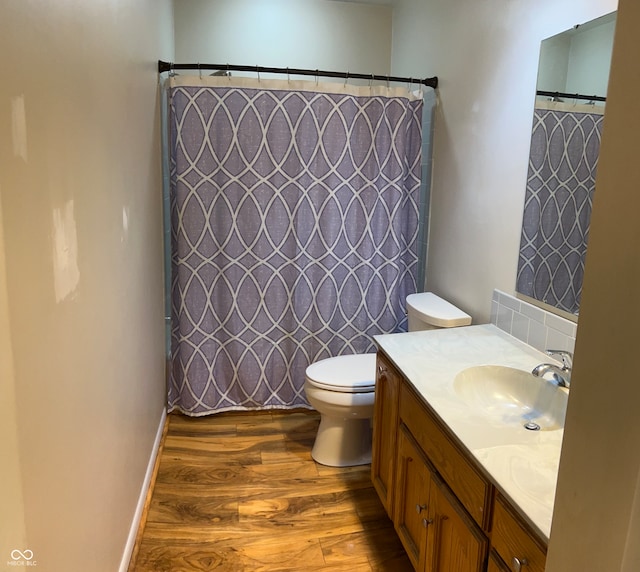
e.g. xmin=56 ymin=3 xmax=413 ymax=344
xmin=158 ymin=60 xmax=438 ymax=89
xmin=536 ymin=89 xmax=606 ymax=102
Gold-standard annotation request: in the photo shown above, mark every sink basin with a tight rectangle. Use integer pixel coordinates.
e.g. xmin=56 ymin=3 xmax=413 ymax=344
xmin=453 ymin=365 xmax=568 ymax=431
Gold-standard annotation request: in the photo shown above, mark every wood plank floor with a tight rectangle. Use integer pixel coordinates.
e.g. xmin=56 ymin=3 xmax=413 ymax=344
xmin=130 ymin=409 xmax=412 ymax=572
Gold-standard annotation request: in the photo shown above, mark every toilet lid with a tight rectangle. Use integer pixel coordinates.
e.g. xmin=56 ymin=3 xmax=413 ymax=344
xmin=406 ymin=292 xmax=472 ymax=328
xmin=305 ymin=353 xmax=377 ymax=393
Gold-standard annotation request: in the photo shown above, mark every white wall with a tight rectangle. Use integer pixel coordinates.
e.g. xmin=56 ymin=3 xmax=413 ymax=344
xmin=547 ymin=0 xmax=640 ymax=567
xmin=0 ymin=2 xmax=173 ymax=570
xmin=0 ymin=191 xmax=26 ymax=564
xmin=390 ymin=0 xmax=617 ymax=322
xmin=173 ymin=0 xmax=392 ymax=79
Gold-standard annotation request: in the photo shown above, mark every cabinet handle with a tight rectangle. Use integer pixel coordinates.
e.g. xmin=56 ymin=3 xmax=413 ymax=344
xmin=422 ymin=518 xmax=433 ymax=528
xmin=512 ymin=557 xmax=528 ymax=571
xmin=415 ymin=504 xmax=427 ymax=514
xmin=378 ymin=365 xmax=386 ymax=373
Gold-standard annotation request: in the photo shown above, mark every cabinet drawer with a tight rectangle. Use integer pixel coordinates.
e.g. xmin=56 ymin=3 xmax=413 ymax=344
xmin=399 ymin=383 xmax=491 ymax=529
xmin=492 ymin=495 xmax=546 ymax=572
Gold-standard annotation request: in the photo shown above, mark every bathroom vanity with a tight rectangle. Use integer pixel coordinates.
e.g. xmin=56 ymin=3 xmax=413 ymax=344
xmin=372 ymin=325 xmax=565 ymax=572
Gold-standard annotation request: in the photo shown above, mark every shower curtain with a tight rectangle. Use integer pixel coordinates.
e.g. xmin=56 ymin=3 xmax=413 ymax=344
xmin=517 ymin=102 xmax=604 ymax=314
xmin=167 ymin=75 xmax=424 ymax=416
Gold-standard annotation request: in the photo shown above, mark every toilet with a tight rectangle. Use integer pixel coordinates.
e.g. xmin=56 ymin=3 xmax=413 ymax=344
xmin=304 ymin=292 xmax=472 ymax=467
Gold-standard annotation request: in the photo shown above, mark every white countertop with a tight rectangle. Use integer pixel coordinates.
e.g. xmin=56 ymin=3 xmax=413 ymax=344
xmin=374 ymin=323 xmax=566 ymax=541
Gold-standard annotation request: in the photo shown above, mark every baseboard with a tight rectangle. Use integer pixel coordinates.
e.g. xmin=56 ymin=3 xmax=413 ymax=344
xmin=119 ymin=407 xmax=168 ymax=572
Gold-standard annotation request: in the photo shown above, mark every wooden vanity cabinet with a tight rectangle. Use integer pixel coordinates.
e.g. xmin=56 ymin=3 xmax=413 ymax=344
xmin=371 ymin=352 xmax=402 ymax=515
xmin=372 ymin=356 xmax=488 ymax=572
xmin=394 ymin=425 xmax=432 ymax=568
xmin=425 ymin=474 xmax=487 ymax=572
xmin=487 ymin=552 xmax=511 ymax=572
xmin=399 ymin=377 xmax=491 ymax=530
xmin=394 ymin=391 xmax=487 ymax=572
xmin=395 ymin=424 xmax=487 ymax=572
xmin=490 ymin=494 xmax=547 ymax=572
xmin=373 ymin=351 xmax=548 ymax=572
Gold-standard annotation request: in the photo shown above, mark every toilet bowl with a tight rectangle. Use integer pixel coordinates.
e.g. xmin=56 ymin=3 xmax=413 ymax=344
xmin=304 ymin=353 xmax=377 ymax=467
xmin=304 ymin=292 xmax=471 ymax=467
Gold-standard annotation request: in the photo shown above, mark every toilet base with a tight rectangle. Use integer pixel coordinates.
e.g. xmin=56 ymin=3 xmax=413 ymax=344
xmin=311 ymin=415 xmax=372 ymax=467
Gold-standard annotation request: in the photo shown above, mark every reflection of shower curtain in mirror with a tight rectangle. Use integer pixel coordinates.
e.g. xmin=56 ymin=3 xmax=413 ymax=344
xmin=517 ymin=105 xmax=604 ymax=314
xmin=167 ymin=76 xmax=423 ymax=416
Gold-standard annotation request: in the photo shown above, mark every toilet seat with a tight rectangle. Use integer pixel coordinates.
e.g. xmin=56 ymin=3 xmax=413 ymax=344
xmin=305 ymin=353 xmax=376 ymax=393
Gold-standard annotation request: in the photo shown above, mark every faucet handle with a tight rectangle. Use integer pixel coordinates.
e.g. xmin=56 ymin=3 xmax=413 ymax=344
xmin=546 ymin=349 xmax=573 ymax=370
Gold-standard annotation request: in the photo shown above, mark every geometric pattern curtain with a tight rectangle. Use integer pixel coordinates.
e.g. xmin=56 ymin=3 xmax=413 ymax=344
xmin=167 ymin=76 xmax=424 ymax=416
xmin=517 ymin=106 xmax=604 ymax=315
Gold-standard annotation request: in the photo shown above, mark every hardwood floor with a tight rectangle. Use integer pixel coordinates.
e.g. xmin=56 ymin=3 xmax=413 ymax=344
xmin=129 ymin=409 xmax=412 ymax=571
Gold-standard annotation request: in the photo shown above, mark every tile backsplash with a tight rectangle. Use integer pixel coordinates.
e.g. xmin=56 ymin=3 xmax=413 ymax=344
xmin=491 ymin=290 xmax=576 ymax=354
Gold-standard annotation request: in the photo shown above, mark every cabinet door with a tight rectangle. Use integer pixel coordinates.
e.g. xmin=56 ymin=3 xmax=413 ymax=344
xmin=487 ymin=551 xmax=511 ymax=572
xmin=425 ymin=476 xmax=488 ymax=572
xmin=394 ymin=425 xmax=432 ymax=570
xmin=371 ymin=352 xmax=401 ymax=516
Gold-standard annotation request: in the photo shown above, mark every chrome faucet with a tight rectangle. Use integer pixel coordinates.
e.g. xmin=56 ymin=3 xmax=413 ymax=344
xmin=531 ymin=349 xmax=573 ymax=388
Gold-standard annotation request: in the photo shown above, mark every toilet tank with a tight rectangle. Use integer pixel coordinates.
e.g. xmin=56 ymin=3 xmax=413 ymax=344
xmin=406 ymin=292 xmax=472 ymax=332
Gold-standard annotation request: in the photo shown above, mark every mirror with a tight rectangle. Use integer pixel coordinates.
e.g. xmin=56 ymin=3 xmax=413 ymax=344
xmin=516 ymin=13 xmax=616 ymax=318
